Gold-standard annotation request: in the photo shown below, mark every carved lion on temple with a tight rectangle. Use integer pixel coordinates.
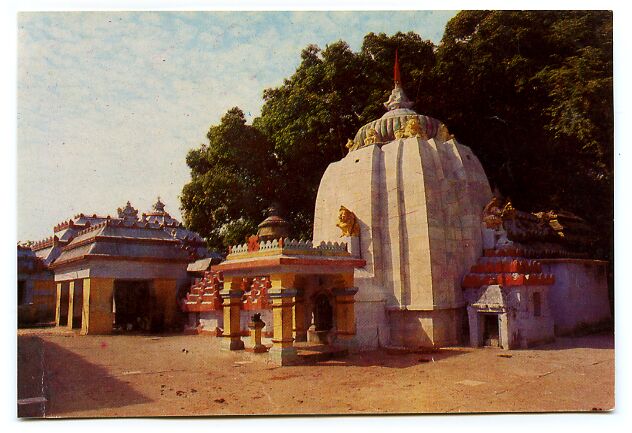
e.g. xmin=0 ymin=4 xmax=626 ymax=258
xmin=363 ymin=128 xmax=382 ymax=146
xmin=482 ymin=197 xmax=504 ymax=230
xmin=403 ymin=117 xmax=426 ymax=138
xmin=436 ymin=123 xmax=455 ymax=142
xmin=336 ymin=205 xmax=360 ymax=237
xmin=394 ymin=117 xmax=429 ymax=140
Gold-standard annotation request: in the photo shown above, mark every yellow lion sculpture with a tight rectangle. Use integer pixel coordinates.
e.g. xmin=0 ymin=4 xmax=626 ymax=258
xmin=336 ymin=205 xmax=360 ymax=237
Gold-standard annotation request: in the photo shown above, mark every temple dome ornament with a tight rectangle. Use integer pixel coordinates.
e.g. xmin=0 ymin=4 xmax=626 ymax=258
xmin=256 ymin=204 xmax=290 ymax=242
xmin=152 ymin=196 xmax=166 ymax=213
xmin=347 ymin=52 xmax=451 ymax=152
xmin=117 ymin=201 xmax=139 ymax=222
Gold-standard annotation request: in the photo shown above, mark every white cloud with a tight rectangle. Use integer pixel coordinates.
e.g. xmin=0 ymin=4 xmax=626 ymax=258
xmin=17 ymin=11 xmax=456 ymax=241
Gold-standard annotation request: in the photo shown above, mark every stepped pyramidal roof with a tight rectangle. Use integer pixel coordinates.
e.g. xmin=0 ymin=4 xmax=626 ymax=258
xmin=28 ymin=198 xmax=211 ymax=268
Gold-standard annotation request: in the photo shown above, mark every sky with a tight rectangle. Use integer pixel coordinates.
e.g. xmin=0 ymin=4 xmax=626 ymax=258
xmin=16 ymin=10 xmax=457 ymax=242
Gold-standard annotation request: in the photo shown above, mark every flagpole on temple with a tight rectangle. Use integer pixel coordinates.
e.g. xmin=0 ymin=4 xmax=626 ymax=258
xmin=394 ymin=48 xmax=401 ymax=85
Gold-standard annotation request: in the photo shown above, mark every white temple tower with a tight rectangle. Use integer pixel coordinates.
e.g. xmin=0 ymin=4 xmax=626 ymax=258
xmin=313 ymin=58 xmax=492 ymax=349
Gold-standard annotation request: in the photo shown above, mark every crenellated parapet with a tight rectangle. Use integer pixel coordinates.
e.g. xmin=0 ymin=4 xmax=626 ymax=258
xmin=54 ymin=219 xmax=75 ymax=232
xmin=227 ymin=236 xmax=349 ymax=260
xmin=30 ymin=236 xmax=58 ymax=251
xmin=73 ymin=212 xmax=111 ymax=220
xmin=74 ymin=220 xmax=108 ymax=237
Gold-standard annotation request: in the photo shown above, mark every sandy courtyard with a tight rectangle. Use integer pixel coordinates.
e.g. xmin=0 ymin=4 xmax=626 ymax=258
xmin=17 ymin=328 xmax=614 ymax=417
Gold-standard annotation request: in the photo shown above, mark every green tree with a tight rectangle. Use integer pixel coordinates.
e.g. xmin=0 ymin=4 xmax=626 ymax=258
xmin=181 ymin=16 xmax=613 ymax=269
xmin=254 ymin=32 xmax=437 ymax=238
xmin=434 ymin=10 xmax=613 ymax=259
xmin=180 ymin=107 xmax=275 ymax=250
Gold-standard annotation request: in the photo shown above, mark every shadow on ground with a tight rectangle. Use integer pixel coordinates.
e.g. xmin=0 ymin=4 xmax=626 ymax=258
xmin=17 ymin=335 xmax=152 ymax=417
xmin=309 ymin=347 xmax=470 ymax=368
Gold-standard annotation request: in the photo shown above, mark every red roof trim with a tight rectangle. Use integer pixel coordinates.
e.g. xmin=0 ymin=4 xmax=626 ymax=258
xmin=213 ymin=256 xmax=366 ymax=272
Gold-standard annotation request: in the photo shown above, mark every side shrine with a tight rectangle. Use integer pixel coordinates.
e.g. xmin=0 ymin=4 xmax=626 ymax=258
xmin=18 ymin=198 xmax=217 ymax=333
xmin=180 ymin=56 xmax=611 ymax=363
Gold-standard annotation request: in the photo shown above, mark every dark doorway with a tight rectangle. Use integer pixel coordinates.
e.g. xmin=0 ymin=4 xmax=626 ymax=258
xmin=314 ymin=293 xmax=333 ymax=333
xmin=483 ymin=314 xmax=500 ymax=347
xmin=18 ymin=281 xmax=26 ymax=305
xmin=533 ymin=292 xmax=542 ymax=317
xmin=72 ymin=280 xmax=84 ymax=329
xmin=113 ymin=280 xmax=152 ymax=332
xmin=58 ymin=283 xmax=69 ymax=326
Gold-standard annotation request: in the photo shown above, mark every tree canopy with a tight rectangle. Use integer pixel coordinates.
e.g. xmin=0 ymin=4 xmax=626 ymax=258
xmin=180 ymin=107 xmax=276 ymax=248
xmin=181 ymin=11 xmax=613 ymax=262
xmin=434 ymin=11 xmax=613 ymax=259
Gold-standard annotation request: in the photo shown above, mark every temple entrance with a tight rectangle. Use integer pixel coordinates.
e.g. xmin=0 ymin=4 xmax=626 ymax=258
xmin=113 ymin=280 xmax=152 ymax=332
xmin=71 ymin=280 xmax=83 ymax=329
xmin=58 ymin=282 xmax=70 ymax=326
xmin=482 ymin=313 xmax=500 ymax=347
xmin=18 ymin=280 xmax=26 ymax=305
xmin=311 ymin=292 xmax=334 ymax=344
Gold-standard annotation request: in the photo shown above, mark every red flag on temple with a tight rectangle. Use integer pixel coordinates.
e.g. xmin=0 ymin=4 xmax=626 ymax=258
xmin=394 ymin=49 xmax=401 ymax=85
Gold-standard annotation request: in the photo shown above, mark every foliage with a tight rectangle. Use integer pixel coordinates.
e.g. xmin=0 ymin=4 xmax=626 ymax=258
xmin=253 ymin=32 xmax=436 ymax=239
xmin=180 ymin=107 xmax=275 ymax=249
xmin=181 ymin=13 xmax=613 ymax=262
xmin=434 ymin=10 xmax=613 ymax=259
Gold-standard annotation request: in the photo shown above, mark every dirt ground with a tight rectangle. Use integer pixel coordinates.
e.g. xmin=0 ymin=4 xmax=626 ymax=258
xmin=16 ymin=328 xmax=614 ymax=418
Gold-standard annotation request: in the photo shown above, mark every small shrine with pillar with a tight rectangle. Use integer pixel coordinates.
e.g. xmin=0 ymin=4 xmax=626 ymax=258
xmin=185 ymin=53 xmax=611 ymax=359
xmin=37 ymin=198 xmax=211 ymax=335
xmin=182 ymin=207 xmax=365 ymax=365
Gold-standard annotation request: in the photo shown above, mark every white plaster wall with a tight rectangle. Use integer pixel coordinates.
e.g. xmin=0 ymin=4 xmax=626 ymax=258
xmin=541 ymin=260 xmax=612 ymax=335
xmin=353 ymin=298 xmax=389 ymax=349
xmin=314 ymin=137 xmax=490 ymax=311
xmin=314 ymin=144 xmax=384 ymax=283
xmin=193 ymin=310 xmax=275 ymax=335
xmin=465 ymin=285 xmax=555 ymax=349
xmin=510 ymin=285 xmax=555 ymax=347
xmin=313 ymin=137 xmax=491 ymax=348
xmin=239 ymin=309 xmax=273 ymax=334
xmin=199 ymin=311 xmax=223 ymax=331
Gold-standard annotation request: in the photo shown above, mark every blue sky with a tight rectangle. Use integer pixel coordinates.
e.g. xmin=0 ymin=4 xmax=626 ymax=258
xmin=17 ymin=10 xmax=459 ymax=242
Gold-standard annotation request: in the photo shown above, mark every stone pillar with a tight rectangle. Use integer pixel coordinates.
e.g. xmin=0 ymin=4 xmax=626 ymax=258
xmin=55 ymin=282 xmax=62 ymax=326
xmin=153 ymin=279 xmax=177 ymax=330
xmin=81 ymin=278 xmax=114 ymax=335
xmin=499 ymin=312 xmax=510 ymax=350
xmin=248 ymin=317 xmax=267 ymax=353
xmin=293 ymin=290 xmax=307 ymax=342
xmin=332 ymin=286 xmax=358 ymax=349
xmin=268 ymin=273 xmax=298 ymax=365
xmin=220 ymin=277 xmax=245 ymax=351
xmin=467 ymin=306 xmax=479 ymax=347
xmin=67 ymin=281 xmax=75 ymax=329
